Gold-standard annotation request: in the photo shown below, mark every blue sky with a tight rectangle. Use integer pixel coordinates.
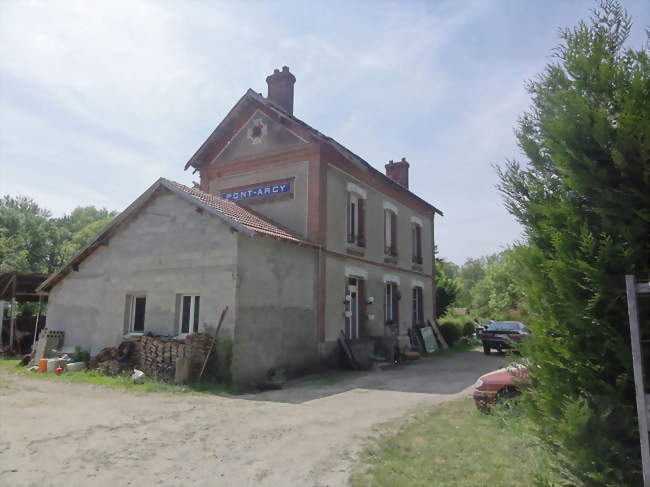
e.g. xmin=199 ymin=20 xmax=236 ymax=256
xmin=1 ymin=0 xmax=648 ymax=265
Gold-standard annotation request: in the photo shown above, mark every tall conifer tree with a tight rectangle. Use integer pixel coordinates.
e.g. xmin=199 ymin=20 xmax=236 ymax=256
xmin=497 ymin=1 xmax=649 ymax=485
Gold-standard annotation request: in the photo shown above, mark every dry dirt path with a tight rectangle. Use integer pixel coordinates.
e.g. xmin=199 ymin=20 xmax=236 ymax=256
xmin=0 ymin=349 xmax=505 ymax=487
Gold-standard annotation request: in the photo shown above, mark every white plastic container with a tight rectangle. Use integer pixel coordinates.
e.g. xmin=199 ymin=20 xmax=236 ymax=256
xmin=46 ymin=359 xmax=59 ymax=373
xmin=66 ymin=362 xmax=87 ymax=373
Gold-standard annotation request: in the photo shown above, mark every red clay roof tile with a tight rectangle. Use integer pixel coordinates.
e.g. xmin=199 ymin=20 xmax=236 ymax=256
xmin=164 ymin=179 xmax=310 ymax=245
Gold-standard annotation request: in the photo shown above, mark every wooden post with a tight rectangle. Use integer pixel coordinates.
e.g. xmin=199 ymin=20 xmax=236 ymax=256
xmin=32 ymin=295 xmax=43 ymax=353
xmin=0 ymin=300 xmax=5 ymax=349
xmin=625 ymin=275 xmax=650 ymax=487
xmin=9 ymin=298 xmax=16 ymax=351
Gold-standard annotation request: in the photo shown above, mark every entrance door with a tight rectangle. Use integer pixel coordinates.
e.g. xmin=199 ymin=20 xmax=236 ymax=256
xmin=347 ymin=277 xmax=359 ymax=340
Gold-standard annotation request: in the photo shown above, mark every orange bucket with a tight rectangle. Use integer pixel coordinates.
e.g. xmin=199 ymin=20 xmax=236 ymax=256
xmin=38 ymin=359 xmax=48 ymax=373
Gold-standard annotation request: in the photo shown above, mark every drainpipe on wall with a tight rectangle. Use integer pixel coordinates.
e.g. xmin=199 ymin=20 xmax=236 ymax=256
xmin=431 ymin=215 xmax=437 ymax=321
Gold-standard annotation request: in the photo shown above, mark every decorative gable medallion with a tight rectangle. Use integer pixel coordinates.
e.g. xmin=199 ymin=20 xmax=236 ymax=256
xmin=246 ymin=118 xmax=268 ymax=145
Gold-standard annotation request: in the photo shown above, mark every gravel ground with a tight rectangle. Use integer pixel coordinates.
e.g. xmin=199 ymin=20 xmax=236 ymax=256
xmin=0 ymin=349 xmax=505 ymax=487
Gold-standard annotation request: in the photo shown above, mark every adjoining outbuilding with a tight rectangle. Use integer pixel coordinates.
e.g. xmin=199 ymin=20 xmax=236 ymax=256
xmin=39 ymin=179 xmax=319 ymax=385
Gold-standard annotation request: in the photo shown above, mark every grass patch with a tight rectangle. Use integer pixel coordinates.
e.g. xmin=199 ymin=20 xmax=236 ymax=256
xmin=350 ymin=398 xmax=559 ymax=487
xmin=0 ymin=356 xmax=232 ymax=395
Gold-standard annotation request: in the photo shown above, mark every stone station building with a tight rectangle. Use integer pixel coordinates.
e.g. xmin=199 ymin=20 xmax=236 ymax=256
xmin=40 ymin=68 xmax=442 ymax=385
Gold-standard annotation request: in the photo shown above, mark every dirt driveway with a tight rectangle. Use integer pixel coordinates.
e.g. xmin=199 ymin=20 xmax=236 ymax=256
xmin=0 ymin=350 xmax=505 ymax=487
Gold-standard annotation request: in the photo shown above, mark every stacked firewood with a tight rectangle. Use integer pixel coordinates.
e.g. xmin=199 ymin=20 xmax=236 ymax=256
xmin=88 ymin=333 xmax=213 ymax=380
xmin=89 ymin=346 xmax=131 ymax=375
xmin=129 ymin=334 xmax=212 ymax=379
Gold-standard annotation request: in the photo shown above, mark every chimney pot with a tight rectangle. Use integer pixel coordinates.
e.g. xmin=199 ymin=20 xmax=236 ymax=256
xmin=266 ymin=66 xmax=296 ymax=115
xmin=385 ymin=157 xmax=410 ymax=188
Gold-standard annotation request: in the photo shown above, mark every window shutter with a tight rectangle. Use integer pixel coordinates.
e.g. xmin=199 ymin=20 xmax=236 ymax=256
xmin=393 ymin=284 xmax=400 ymax=324
xmin=390 ymin=212 xmax=397 ymax=255
xmin=357 ymin=198 xmax=365 ymax=247
xmin=384 ymin=283 xmax=389 ymax=322
xmin=418 ymin=287 xmax=424 ymax=325
xmin=384 ymin=210 xmax=388 ymax=253
xmin=346 ymin=193 xmax=353 ymax=243
xmin=412 ymin=287 xmax=417 ymax=325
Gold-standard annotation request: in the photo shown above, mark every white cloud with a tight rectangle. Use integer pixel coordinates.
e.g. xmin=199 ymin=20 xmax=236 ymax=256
xmin=4 ymin=0 xmax=644 ymax=262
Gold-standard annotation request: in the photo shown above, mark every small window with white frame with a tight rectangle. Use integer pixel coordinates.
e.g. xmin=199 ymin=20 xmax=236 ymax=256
xmin=412 ymin=286 xmax=424 ymax=326
xmin=411 ymin=222 xmax=423 ymax=264
xmin=178 ymin=294 xmax=201 ymax=336
xmin=346 ymin=184 xmax=366 ymax=247
xmin=126 ymin=294 xmax=146 ymax=334
xmin=384 ymin=210 xmax=397 ymax=256
xmin=385 ymin=282 xmax=399 ymax=324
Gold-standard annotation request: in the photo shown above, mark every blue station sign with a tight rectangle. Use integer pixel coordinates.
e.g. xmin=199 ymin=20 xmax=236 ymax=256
xmin=221 ymin=180 xmax=292 ymax=202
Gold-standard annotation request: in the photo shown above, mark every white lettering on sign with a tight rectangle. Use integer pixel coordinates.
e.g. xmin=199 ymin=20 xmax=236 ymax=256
xmin=222 ymin=182 xmax=292 ymax=201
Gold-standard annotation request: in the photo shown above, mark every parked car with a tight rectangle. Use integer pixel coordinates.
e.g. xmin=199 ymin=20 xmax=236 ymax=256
xmin=481 ymin=321 xmax=529 ymax=354
xmin=472 ymin=364 xmax=529 ymax=411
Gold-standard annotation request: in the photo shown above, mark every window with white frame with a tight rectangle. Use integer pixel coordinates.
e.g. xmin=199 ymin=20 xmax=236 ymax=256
xmin=385 ymin=282 xmax=399 ymax=323
xmin=411 ymin=223 xmax=423 ymax=264
xmin=384 ymin=210 xmax=397 ymax=256
xmin=127 ymin=294 xmax=146 ymax=334
xmin=412 ymin=286 xmax=423 ymax=326
xmin=178 ymin=295 xmax=201 ymax=335
xmin=347 ymin=189 xmax=366 ymax=247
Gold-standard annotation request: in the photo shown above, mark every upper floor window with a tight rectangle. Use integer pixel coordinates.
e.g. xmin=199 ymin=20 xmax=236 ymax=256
xmin=346 ymin=183 xmax=366 ymax=247
xmin=383 ymin=201 xmax=398 ymax=256
xmin=411 ymin=222 xmax=422 ymax=264
xmin=384 ymin=212 xmax=397 ymax=256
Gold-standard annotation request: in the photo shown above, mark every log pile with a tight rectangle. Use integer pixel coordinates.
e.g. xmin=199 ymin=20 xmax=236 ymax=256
xmin=129 ymin=334 xmax=212 ymax=379
xmin=88 ymin=333 xmax=213 ymax=381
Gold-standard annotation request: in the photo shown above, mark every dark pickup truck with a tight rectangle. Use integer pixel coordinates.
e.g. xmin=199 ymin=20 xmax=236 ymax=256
xmin=481 ymin=321 xmax=530 ymax=354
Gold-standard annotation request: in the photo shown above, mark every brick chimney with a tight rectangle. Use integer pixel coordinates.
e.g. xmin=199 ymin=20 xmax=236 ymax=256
xmin=266 ymin=66 xmax=296 ymax=115
xmin=385 ymin=158 xmax=410 ymax=188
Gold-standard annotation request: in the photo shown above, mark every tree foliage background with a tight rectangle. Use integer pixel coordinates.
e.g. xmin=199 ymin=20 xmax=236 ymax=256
xmin=496 ymin=1 xmax=649 ymax=484
xmin=435 ymin=251 xmax=524 ymax=321
xmin=0 ymin=195 xmax=115 ymax=275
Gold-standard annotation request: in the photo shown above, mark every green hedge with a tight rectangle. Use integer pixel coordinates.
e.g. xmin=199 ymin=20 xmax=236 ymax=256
xmin=438 ymin=319 xmax=463 ymax=345
xmin=462 ymin=321 xmax=476 ymax=337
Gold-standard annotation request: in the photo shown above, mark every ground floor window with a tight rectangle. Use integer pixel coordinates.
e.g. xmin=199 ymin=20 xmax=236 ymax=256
xmin=345 ymin=278 xmax=365 ymax=340
xmin=385 ymin=282 xmax=399 ymax=324
xmin=412 ymin=286 xmax=423 ymax=326
xmin=179 ymin=295 xmax=200 ymax=335
xmin=127 ymin=295 xmax=146 ymax=333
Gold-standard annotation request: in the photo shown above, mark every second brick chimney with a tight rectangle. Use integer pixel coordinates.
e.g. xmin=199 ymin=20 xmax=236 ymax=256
xmin=266 ymin=66 xmax=296 ymax=115
xmin=385 ymin=158 xmax=410 ymax=188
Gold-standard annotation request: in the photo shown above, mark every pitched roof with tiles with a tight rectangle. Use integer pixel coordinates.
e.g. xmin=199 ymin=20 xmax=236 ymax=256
xmin=162 ymin=179 xmax=309 ymax=244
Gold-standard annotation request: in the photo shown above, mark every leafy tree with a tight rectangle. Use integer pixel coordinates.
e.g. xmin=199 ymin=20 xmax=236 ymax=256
xmin=435 ymin=256 xmax=460 ymax=318
xmin=496 ymin=2 xmax=649 ymax=485
xmin=470 ymin=250 xmax=522 ymax=320
xmin=0 ymin=196 xmax=116 ymax=273
xmin=437 ymin=259 xmax=459 ymax=281
xmin=435 ymin=275 xmax=459 ymax=319
xmin=0 ymin=196 xmax=55 ymax=272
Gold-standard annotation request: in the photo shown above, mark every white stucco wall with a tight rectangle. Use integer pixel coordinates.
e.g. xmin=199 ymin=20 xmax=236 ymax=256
xmin=46 ymin=190 xmax=238 ymax=354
